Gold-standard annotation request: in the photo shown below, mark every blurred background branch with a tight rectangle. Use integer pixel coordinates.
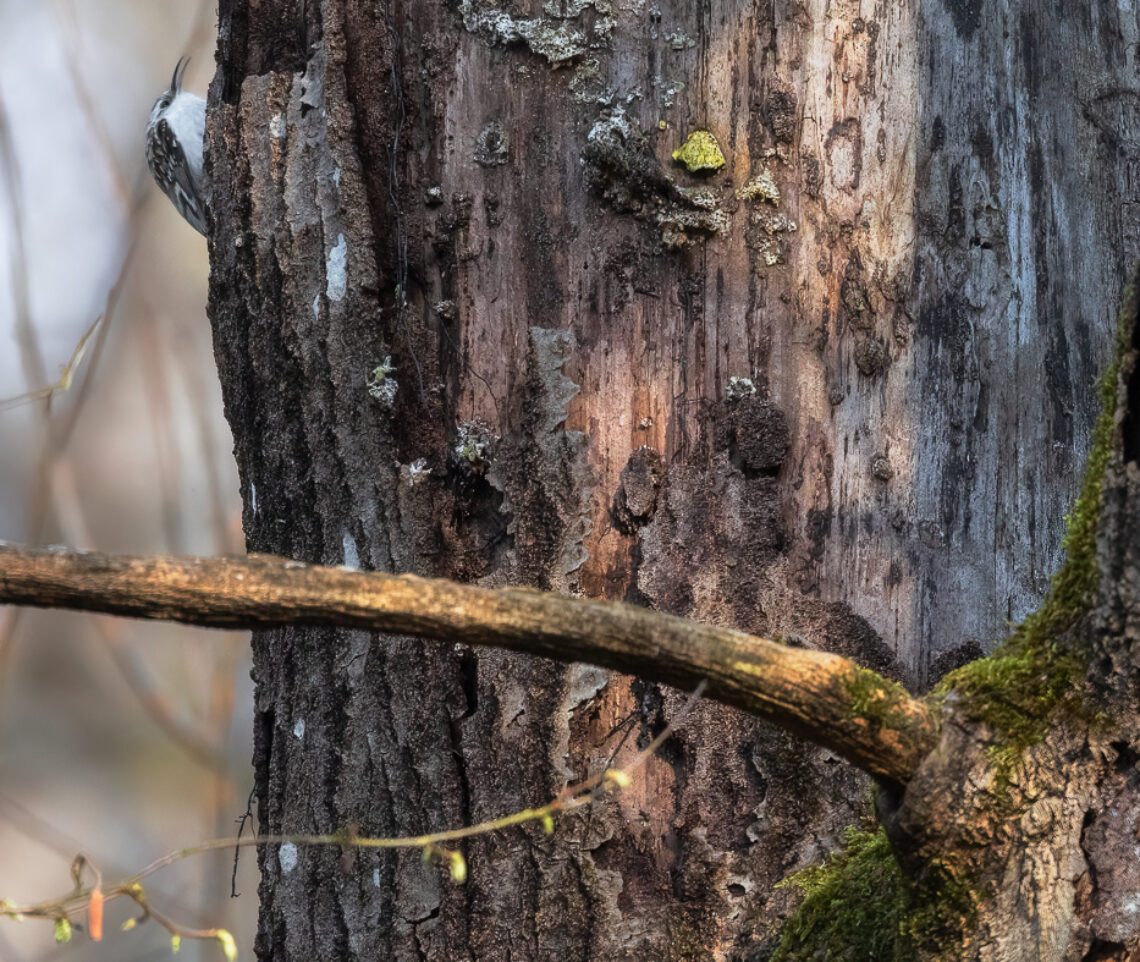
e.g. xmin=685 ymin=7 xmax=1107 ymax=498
xmin=0 ymin=2 xmax=251 ymax=959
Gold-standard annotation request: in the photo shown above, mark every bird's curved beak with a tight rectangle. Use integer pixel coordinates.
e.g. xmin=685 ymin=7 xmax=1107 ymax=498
xmin=170 ymin=56 xmax=190 ymax=94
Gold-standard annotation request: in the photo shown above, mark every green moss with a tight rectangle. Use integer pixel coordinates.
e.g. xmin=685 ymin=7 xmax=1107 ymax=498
xmin=771 ymin=828 xmax=902 ymax=961
xmin=935 ymin=285 xmax=1136 ymax=771
xmin=899 ymin=858 xmax=981 ymax=957
xmin=770 ymin=827 xmax=977 ymax=961
xmin=845 ymin=666 xmax=913 ymax=730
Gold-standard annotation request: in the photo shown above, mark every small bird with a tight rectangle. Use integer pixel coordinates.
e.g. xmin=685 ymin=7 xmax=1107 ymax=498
xmin=145 ymin=57 xmax=207 ymax=234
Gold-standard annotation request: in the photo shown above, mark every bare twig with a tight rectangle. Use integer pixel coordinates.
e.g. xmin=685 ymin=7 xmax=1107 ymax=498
xmin=0 ymin=314 xmax=104 ymax=412
xmin=0 ymin=90 xmax=47 ymax=394
xmin=0 ymin=241 xmax=136 ymax=677
xmin=2 ymin=696 xmax=696 ymax=957
xmin=49 ymin=458 xmax=232 ymax=773
xmin=52 ymin=0 xmax=135 ymax=211
xmin=0 ymin=545 xmax=939 ymax=786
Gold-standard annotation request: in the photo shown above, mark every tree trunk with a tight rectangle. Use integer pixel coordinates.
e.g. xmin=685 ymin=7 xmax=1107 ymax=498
xmin=204 ymin=0 xmax=1135 ymax=959
xmin=875 ymin=304 xmax=1140 ymax=960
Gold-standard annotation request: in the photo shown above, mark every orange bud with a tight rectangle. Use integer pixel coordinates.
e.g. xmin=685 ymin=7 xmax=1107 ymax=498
xmin=88 ymin=889 xmax=104 ymax=942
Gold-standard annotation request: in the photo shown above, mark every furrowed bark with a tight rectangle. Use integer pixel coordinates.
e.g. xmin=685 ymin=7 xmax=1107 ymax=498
xmin=194 ymin=0 xmax=1137 ymax=957
xmin=0 ymin=543 xmax=935 ymax=787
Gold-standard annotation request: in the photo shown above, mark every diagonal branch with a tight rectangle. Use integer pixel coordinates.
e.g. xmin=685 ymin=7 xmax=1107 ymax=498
xmin=0 ymin=543 xmax=938 ymax=787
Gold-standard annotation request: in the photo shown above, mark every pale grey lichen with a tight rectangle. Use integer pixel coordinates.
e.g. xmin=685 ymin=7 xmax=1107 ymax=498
xmin=326 ymin=233 xmax=347 ymax=302
xmin=367 ymin=357 xmax=398 ymax=407
xmin=657 ymin=206 xmax=730 ymax=249
xmin=459 ymin=1 xmax=601 ymax=66
xmin=675 ymin=185 xmax=720 ymax=209
xmin=565 ymin=663 xmax=609 ymax=712
xmin=737 ymin=169 xmax=781 ymax=206
xmin=453 ymin=420 xmax=497 ymax=477
xmin=475 ymin=120 xmax=509 ymax=166
xmin=664 ymin=31 xmax=695 ymax=50
xmin=747 ymin=211 xmax=798 ymax=265
xmin=407 ymin=458 xmax=430 ymax=486
xmin=543 ymin=0 xmax=609 ymax=17
xmin=278 ymin=842 xmax=298 ymax=874
xmin=568 ymin=58 xmax=616 ymax=105
xmin=653 ymin=76 xmax=686 ymax=108
xmin=342 ymin=531 xmax=360 ymax=569
xmin=727 ymin=376 xmax=757 ymax=401
xmin=586 ymin=104 xmax=639 ymax=152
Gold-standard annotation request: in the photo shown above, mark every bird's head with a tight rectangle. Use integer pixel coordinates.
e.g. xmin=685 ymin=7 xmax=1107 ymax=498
xmin=148 ymin=56 xmax=190 ymax=124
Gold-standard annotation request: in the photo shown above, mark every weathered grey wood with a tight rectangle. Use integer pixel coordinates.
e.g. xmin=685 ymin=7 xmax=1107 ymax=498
xmin=878 ymin=311 xmax=1140 ymax=961
xmin=901 ymin=0 xmax=1138 ymax=681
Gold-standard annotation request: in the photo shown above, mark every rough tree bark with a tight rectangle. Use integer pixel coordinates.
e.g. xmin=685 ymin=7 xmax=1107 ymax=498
xmin=0 ymin=300 xmax=1136 ymax=960
xmin=198 ymin=0 xmax=1135 ymax=959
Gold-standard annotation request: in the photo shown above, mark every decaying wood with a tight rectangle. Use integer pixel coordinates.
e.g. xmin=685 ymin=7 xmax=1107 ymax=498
xmin=0 ymin=543 xmax=936 ymax=787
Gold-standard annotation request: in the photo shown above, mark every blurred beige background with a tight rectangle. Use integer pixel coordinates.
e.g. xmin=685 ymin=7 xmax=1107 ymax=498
xmin=0 ymin=2 xmax=257 ymax=959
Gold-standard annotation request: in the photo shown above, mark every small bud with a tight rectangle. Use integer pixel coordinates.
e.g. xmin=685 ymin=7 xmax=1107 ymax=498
xmin=54 ymin=918 xmax=72 ymax=943
xmin=540 ymin=814 xmax=555 ymax=834
xmin=604 ymin=769 xmax=631 ymax=788
xmin=449 ymin=852 xmax=467 ymax=884
xmin=88 ymin=888 xmax=104 ymax=942
xmin=122 ymin=918 xmax=138 ymax=932
xmin=217 ymin=929 xmax=238 ymax=961
xmin=171 ymin=934 xmax=181 ymax=953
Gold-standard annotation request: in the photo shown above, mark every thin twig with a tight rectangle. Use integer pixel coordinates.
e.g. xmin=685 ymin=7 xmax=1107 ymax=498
xmin=2 ymin=693 xmax=699 ymax=957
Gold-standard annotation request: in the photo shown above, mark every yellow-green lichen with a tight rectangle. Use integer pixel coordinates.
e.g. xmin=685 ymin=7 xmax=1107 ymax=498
xmin=672 ymin=130 xmax=726 ymax=172
xmin=936 ymin=283 xmax=1136 ymax=771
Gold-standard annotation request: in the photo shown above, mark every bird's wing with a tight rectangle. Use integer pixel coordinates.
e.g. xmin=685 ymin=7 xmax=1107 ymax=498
xmin=149 ymin=117 xmax=208 ymax=235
